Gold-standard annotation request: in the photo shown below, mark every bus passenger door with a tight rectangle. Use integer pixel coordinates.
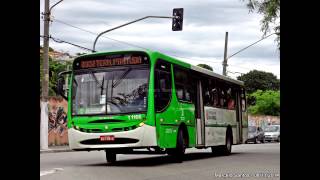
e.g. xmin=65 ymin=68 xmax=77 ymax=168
xmin=235 ymin=90 xmax=243 ymax=144
xmin=195 ymin=79 xmax=205 ymax=146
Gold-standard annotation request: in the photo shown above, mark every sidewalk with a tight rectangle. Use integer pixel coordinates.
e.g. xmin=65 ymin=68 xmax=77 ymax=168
xmin=40 ymin=145 xmax=74 ymax=154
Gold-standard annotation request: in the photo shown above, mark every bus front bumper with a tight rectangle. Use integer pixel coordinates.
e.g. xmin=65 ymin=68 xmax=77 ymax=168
xmin=68 ymin=124 xmax=157 ymax=150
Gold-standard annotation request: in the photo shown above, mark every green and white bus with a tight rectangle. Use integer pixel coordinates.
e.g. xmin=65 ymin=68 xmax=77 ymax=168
xmin=57 ymin=50 xmax=248 ymax=163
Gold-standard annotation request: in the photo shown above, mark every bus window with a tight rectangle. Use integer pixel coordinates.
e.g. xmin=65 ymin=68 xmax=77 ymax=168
xmin=202 ymin=79 xmax=211 ymax=106
xmin=208 ymin=79 xmax=219 ymax=107
xmin=241 ymin=88 xmax=246 ymax=112
xmin=155 ymin=60 xmax=172 ymax=112
xmin=218 ymin=82 xmax=227 ymax=108
xmin=174 ymin=66 xmax=193 ymax=103
xmin=227 ymin=87 xmax=235 ymax=110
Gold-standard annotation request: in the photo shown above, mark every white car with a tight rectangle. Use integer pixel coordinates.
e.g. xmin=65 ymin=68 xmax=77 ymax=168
xmin=264 ymin=125 xmax=280 ymax=142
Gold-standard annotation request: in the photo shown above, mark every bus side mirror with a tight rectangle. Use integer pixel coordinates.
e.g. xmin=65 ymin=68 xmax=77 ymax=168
xmin=57 ymin=70 xmax=72 ymax=100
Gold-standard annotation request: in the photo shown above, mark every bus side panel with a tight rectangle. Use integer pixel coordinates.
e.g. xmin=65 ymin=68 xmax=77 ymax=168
xmin=187 ymin=126 xmax=196 ymax=147
xmin=67 ymin=73 xmax=74 ymax=129
xmin=154 ymin=60 xmax=196 ymax=149
xmin=158 ymin=124 xmax=178 ymax=148
xmin=204 ymin=107 xmax=237 ymax=146
xmin=146 ymin=53 xmax=156 ymax=127
xmin=156 ymin=98 xmax=195 ymax=148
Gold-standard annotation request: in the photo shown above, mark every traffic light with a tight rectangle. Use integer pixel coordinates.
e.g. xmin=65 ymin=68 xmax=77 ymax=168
xmin=172 ymin=8 xmax=183 ymax=31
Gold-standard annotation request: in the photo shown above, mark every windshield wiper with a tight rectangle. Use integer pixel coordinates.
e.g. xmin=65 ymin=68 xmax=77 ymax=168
xmin=112 ymin=68 xmax=132 ymax=88
xmin=100 ymin=76 xmax=105 ymax=95
xmin=89 ymin=71 xmax=103 ymax=89
xmin=73 ymin=78 xmax=78 ymax=87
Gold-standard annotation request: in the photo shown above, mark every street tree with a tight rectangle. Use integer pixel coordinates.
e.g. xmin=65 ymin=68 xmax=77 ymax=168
xmin=237 ymin=70 xmax=279 ymax=94
xmin=242 ymin=0 xmax=280 ymax=49
xmin=197 ymin=64 xmax=213 ymax=71
xmin=40 ymin=49 xmax=72 ymax=96
xmin=247 ymin=90 xmax=280 ymax=116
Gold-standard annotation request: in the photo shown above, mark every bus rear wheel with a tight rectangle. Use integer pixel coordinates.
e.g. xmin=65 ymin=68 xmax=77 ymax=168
xmin=220 ymin=128 xmax=232 ymax=155
xmin=105 ymin=151 xmax=116 ymax=163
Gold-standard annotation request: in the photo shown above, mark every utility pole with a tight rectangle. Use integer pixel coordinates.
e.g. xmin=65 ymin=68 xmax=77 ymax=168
xmin=222 ymin=31 xmax=228 ymax=76
xmin=40 ymin=0 xmax=50 ymax=150
xmin=40 ymin=0 xmax=63 ymax=150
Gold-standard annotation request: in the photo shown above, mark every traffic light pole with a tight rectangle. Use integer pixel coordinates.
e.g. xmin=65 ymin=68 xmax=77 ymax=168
xmin=92 ymin=15 xmax=178 ymax=52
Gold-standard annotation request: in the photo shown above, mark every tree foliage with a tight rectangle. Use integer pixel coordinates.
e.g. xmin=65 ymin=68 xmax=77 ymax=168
xmin=243 ymin=0 xmax=280 ymax=49
xmin=247 ymin=90 xmax=280 ymax=116
xmin=40 ymin=50 xmax=73 ymax=96
xmin=237 ymin=70 xmax=279 ymax=94
xmin=197 ymin=64 xmax=213 ymax=71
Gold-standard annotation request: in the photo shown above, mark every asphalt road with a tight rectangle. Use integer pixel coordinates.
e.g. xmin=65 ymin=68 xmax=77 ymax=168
xmin=40 ymin=143 xmax=280 ymax=180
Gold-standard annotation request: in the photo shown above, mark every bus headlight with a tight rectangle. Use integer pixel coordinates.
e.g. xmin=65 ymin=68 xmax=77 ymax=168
xmin=139 ymin=122 xmax=145 ymax=127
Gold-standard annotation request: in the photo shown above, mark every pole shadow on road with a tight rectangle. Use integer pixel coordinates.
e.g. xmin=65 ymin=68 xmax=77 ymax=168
xmin=80 ymin=152 xmax=241 ymax=167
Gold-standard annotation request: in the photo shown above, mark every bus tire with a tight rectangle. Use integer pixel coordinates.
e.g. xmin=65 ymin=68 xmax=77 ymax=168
xmin=105 ymin=151 xmax=116 ymax=163
xmin=221 ymin=128 xmax=232 ymax=155
xmin=174 ymin=128 xmax=186 ymax=163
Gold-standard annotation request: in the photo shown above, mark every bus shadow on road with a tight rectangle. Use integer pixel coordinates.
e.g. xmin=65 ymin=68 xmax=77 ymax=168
xmin=83 ymin=152 xmax=241 ymax=167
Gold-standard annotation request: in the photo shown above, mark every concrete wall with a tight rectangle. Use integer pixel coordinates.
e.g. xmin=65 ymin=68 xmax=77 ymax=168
xmin=248 ymin=114 xmax=280 ymax=130
xmin=48 ymin=97 xmax=68 ymax=146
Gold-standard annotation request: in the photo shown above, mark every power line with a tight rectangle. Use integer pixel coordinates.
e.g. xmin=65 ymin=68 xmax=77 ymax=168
xmin=52 ymin=19 xmax=222 ymax=64
xmin=227 ymin=66 xmax=280 ymax=76
xmin=227 ymin=33 xmax=276 ymax=60
xmin=53 ymin=19 xmax=149 ymax=50
xmin=40 ymin=35 xmax=94 ymax=52
xmin=228 ymin=64 xmax=251 ymax=70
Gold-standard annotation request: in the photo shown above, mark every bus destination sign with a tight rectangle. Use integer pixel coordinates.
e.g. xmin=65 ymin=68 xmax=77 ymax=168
xmin=74 ymin=53 xmax=149 ymax=70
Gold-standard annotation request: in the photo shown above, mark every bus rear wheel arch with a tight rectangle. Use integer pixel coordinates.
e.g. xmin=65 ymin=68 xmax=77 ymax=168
xmin=223 ymin=126 xmax=233 ymax=155
xmin=211 ymin=126 xmax=233 ymax=155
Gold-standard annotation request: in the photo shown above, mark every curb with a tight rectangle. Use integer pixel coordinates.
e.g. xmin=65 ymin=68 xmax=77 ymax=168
xmin=40 ymin=148 xmax=74 ymax=154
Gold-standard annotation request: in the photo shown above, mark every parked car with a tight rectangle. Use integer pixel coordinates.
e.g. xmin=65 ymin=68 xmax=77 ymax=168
xmin=246 ymin=126 xmax=265 ymax=144
xmin=264 ymin=125 xmax=280 ymax=142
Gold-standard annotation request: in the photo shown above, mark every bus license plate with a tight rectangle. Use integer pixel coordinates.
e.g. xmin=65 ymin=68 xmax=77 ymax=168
xmin=100 ymin=135 xmax=115 ymax=142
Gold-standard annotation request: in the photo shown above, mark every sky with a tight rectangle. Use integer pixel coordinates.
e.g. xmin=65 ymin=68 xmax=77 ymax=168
xmin=40 ymin=0 xmax=280 ymax=79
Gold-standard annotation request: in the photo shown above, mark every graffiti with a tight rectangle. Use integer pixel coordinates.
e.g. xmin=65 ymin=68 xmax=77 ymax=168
xmin=47 ymin=97 xmax=69 ymax=146
xmin=248 ymin=115 xmax=280 ymax=130
xmin=49 ymin=107 xmax=67 ymax=135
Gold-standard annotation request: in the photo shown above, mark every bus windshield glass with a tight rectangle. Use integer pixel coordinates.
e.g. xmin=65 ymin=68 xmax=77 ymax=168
xmin=72 ymin=67 xmax=149 ymax=115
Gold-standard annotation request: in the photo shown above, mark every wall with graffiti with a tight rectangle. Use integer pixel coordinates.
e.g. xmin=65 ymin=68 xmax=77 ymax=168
xmin=48 ymin=97 xmax=68 ymax=146
xmin=248 ymin=115 xmax=280 ymax=130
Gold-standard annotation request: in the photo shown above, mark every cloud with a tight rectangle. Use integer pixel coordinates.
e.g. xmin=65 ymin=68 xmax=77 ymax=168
xmin=40 ymin=0 xmax=279 ymax=78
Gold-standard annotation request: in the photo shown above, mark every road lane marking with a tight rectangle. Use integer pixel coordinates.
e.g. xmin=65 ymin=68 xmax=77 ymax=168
xmin=40 ymin=168 xmax=63 ymax=177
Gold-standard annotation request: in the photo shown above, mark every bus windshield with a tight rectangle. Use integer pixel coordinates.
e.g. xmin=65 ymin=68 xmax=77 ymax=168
xmin=72 ymin=67 xmax=149 ymax=115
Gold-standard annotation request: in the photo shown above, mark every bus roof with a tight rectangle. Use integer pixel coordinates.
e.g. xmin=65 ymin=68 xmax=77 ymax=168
xmin=76 ymin=49 xmax=244 ymax=86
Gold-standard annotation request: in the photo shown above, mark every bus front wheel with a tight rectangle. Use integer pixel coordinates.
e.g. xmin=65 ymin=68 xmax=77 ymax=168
xmin=174 ymin=129 xmax=186 ymax=163
xmin=105 ymin=151 xmax=116 ymax=163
